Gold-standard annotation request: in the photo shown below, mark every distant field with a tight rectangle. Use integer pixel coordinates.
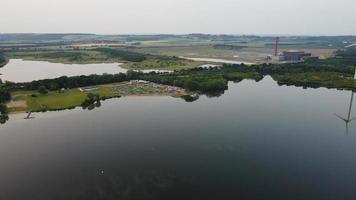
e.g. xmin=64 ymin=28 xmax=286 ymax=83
xmin=0 ymin=34 xmax=343 ymax=68
xmin=6 ymin=50 xmax=123 ymax=64
xmin=132 ymin=45 xmax=335 ymax=63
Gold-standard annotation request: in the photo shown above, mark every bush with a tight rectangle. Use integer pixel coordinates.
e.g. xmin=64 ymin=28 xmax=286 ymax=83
xmin=38 ymin=86 xmax=48 ymax=94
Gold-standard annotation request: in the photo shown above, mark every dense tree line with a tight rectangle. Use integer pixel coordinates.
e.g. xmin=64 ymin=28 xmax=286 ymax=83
xmin=0 ymin=80 xmax=11 ymax=124
xmin=224 ymin=54 xmax=356 ymax=91
xmin=13 ymin=73 xmax=130 ymax=91
xmin=0 ymin=52 xmax=7 ymax=67
xmin=96 ymin=48 xmax=146 ymax=62
xmin=336 ymin=46 xmax=356 ymax=61
xmin=228 ymin=58 xmax=355 ymax=76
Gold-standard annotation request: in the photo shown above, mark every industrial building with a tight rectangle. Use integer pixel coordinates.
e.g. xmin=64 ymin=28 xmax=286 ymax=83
xmin=268 ymin=37 xmax=315 ymax=62
xmin=281 ymin=50 xmax=312 ymax=62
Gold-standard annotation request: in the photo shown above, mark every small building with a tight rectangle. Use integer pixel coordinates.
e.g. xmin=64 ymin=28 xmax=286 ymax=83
xmin=130 ymin=80 xmax=149 ymax=84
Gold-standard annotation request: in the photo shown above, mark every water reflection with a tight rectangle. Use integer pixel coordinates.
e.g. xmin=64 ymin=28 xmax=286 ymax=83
xmin=335 ymin=91 xmax=356 ymax=135
xmin=2 ymin=77 xmax=356 ymax=199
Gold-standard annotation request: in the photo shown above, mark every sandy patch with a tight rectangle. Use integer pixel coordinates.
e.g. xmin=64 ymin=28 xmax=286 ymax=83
xmin=7 ymin=100 xmax=27 ymax=108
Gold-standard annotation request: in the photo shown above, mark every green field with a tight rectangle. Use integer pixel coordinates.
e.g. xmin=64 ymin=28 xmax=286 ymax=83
xmin=10 ymin=89 xmax=87 ymax=112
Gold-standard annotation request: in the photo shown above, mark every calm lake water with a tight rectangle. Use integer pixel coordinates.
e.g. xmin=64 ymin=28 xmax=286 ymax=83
xmin=0 ymin=59 xmax=127 ymax=82
xmin=1 ymin=77 xmax=356 ymax=200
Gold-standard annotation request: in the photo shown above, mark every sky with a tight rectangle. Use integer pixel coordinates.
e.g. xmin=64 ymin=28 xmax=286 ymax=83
xmin=1 ymin=0 xmax=356 ymax=35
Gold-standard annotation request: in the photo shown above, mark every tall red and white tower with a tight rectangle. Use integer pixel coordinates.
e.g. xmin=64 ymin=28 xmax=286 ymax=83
xmin=274 ymin=37 xmax=280 ymax=56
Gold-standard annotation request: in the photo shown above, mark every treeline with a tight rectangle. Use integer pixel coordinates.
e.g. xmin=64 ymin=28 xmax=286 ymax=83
xmin=213 ymin=44 xmax=247 ymax=51
xmin=336 ymin=46 xmax=356 ymax=61
xmin=39 ymin=51 xmax=88 ymax=61
xmin=225 ymin=57 xmax=356 ymax=91
xmin=0 ymin=80 xmax=11 ymax=124
xmin=12 ymin=73 xmax=130 ymax=91
xmin=96 ymin=48 xmax=146 ymax=62
xmin=228 ymin=58 xmax=356 ymax=75
xmin=0 ymin=52 xmax=7 ymax=67
xmin=272 ymin=72 xmax=356 ymax=91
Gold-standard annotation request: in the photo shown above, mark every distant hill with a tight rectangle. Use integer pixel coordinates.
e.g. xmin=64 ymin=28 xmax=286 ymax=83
xmin=0 ymin=33 xmax=95 ymax=42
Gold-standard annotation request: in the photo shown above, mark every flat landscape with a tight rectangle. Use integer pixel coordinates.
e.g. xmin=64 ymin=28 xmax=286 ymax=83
xmin=2 ymin=0 xmax=356 ymax=199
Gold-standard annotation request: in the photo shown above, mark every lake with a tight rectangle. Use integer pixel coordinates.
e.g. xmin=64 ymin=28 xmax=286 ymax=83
xmin=1 ymin=77 xmax=356 ymax=200
xmin=0 ymin=59 xmax=127 ymax=82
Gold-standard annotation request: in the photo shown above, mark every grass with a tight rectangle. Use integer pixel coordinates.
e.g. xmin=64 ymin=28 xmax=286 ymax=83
xmin=10 ymin=89 xmax=87 ymax=112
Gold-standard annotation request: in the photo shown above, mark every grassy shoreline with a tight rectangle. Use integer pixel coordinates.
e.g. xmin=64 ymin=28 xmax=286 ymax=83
xmin=7 ymin=82 xmax=188 ymax=113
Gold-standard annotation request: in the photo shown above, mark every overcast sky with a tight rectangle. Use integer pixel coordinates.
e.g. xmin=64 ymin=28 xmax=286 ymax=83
xmin=1 ymin=0 xmax=355 ymax=35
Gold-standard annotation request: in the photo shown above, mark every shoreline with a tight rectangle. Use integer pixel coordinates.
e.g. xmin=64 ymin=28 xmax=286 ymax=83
xmin=7 ymin=81 xmax=189 ymax=114
xmin=7 ymin=93 xmax=186 ymax=115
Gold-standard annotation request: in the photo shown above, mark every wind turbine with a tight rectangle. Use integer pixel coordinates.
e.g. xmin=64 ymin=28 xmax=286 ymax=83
xmin=24 ymin=111 xmax=34 ymax=119
xmin=335 ymin=92 xmax=356 ymax=135
xmin=334 ymin=68 xmax=356 ymax=135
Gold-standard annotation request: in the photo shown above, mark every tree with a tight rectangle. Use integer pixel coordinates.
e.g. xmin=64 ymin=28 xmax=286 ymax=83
xmin=38 ymin=86 xmax=48 ymax=95
xmin=0 ymin=103 xmax=8 ymax=124
xmin=81 ymin=93 xmax=101 ymax=110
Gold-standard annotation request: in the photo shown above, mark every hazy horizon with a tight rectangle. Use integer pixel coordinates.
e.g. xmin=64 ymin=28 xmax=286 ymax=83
xmin=1 ymin=0 xmax=356 ymax=35
xmin=1 ymin=33 xmax=356 ymax=37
